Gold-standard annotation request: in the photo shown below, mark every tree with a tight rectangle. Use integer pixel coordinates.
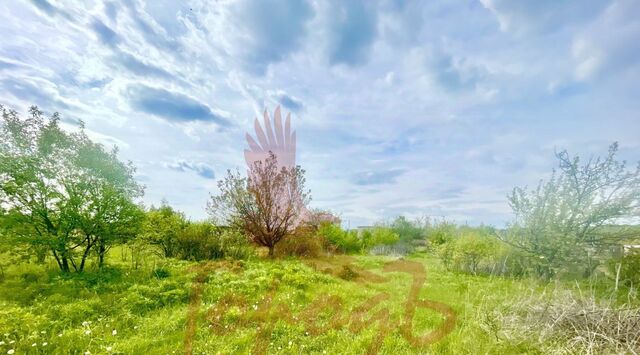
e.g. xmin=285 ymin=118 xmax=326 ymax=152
xmin=0 ymin=105 xmax=144 ymax=272
xmin=503 ymin=143 xmax=640 ymax=278
xmin=208 ymin=152 xmax=309 ymax=257
xmin=363 ymin=226 xmax=399 ymax=249
xmin=141 ymin=201 xmax=187 ymax=258
xmin=390 ymin=216 xmax=425 ymax=242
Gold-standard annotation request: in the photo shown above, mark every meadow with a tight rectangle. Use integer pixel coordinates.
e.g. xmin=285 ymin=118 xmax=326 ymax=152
xmin=1 ymin=246 xmax=636 ymax=355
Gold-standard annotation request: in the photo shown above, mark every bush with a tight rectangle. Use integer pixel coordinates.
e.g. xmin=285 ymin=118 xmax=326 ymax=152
xmin=426 ymin=220 xmax=456 ymax=247
xmin=609 ymin=249 xmax=640 ymax=287
xmin=436 ymin=230 xmax=507 ymax=275
xmin=317 ymin=223 xmax=362 ymax=254
xmin=275 ymin=226 xmax=324 ymax=258
xmin=390 ymin=216 xmax=425 ymax=242
xmin=362 ymin=226 xmax=399 ymax=250
xmin=175 ymin=223 xmax=254 ymax=261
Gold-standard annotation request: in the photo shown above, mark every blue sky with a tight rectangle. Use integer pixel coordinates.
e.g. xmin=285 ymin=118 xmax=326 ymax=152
xmin=1 ymin=0 xmax=639 ymax=227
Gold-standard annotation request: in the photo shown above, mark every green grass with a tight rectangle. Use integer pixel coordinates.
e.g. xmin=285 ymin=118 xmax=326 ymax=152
xmin=0 ymin=248 xmax=627 ymax=354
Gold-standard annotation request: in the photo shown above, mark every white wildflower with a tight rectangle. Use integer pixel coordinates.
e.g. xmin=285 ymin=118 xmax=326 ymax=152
xmin=43 ymin=342 xmax=48 ymax=346
xmin=8 ymin=350 xmax=15 ymax=355
xmin=112 ymin=329 xmax=117 ymax=336
xmin=58 ymin=333 xmax=63 ymax=337
xmin=106 ymin=346 xmax=112 ymax=351
xmin=32 ymin=342 xmax=37 ymax=347
xmin=0 ymin=341 xmax=4 ymax=345
xmin=84 ymin=330 xmax=92 ymax=335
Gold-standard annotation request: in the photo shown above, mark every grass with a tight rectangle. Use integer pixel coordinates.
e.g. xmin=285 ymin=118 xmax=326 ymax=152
xmin=0 ymin=248 xmax=636 ymax=354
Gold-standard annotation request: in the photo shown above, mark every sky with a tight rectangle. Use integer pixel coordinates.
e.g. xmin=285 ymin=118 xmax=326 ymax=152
xmin=1 ymin=0 xmax=639 ymax=227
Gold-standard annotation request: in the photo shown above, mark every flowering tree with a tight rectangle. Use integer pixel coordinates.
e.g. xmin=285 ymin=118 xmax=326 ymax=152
xmin=503 ymin=143 xmax=640 ymax=277
xmin=208 ymin=152 xmax=309 ymax=257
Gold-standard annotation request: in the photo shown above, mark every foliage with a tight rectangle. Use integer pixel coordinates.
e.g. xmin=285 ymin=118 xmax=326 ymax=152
xmin=0 ymin=106 xmax=144 ymax=272
xmin=426 ymin=220 xmax=456 ymax=247
xmin=304 ymin=208 xmax=341 ymax=230
xmin=389 ymin=216 xmax=426 ymax=242
xmin=503 ymin=143 xmax=640 ymax=278
xmin=436 ymin=229 xmax=506 ymax=275
xmin=208 ymin=152 xmax=310 ymax=257
xmin=275 ymin=225 xmax=324 ymax=258
xmin=174 ymin=222 xmax=254 ymax=261
xmin=609 ymin=249 xmax=640 ymax=287
xmin=317 ymin=223 xmax=361 ymax=254
xmin=363 ymin=226 xmax=400 ymax=250
xmin=140 ymin=202 xmax=187 ymax=258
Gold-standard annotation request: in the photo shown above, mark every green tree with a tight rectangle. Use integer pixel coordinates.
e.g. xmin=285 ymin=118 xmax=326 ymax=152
xmin=0 ymin=106 xmax=144 ymax=272
xmin=503 ymin=143 xmax=640 ymax=278
xmin=141 ymin=201 xmax=187 ymax=258
xmin=390 ymin=216 xmax=425 ymax=242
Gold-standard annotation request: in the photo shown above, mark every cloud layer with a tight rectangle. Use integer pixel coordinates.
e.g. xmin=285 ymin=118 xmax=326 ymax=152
xmin=1 ymin=0 xmax=638 ymax=226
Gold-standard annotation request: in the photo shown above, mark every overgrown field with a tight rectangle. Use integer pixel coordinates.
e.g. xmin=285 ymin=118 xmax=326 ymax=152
xmin=0 ymin=249 xmax=637 ymax=354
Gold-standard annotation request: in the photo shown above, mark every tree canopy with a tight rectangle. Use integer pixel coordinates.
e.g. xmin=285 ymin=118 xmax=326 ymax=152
xmin=0 ymin=106 xmax=144 ymax=272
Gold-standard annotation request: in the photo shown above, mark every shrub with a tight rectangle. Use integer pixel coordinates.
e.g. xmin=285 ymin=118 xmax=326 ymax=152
xmin=390 ymin=216 xmax=425 ymax=242
xmin=362 ymin=226 xmax=399 ymax=250
xmin=175 ymin=223 xmax=254 ymax=261
xmin=436 ymin=230 xmax=507 ymax=275
xmin=609 ymin=249 xmax=640 ymax=287
xmin=317 ymin=223 xmax=361 ymax=254
xmin=275 ymin=226 xmax=324 ymax=258
xmin=426 ymin=220 xmax=456 ymax=247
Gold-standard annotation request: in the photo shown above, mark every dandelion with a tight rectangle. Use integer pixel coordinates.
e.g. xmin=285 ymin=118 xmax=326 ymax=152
xmin=112 ymin=329 xmax=117 ymax=336
xmin=288 ymin=341 xmax=292 ymax=346
xmin=84 ymin=330 xmax=92 ymax=335
xmin=8 ymin=350 xmax=15 ymax=355
xmin=82 ymin=321 xmax=90 ymax=327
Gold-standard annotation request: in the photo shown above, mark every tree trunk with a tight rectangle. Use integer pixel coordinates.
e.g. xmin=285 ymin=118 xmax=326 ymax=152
xmin=79 ymin=238 xmax=93 ymax=272
xmin=98 ymin=241 xmax=106 ymax=268
xmin=61 ymin=256 xmax=70 ymax=273
xmin=268 ymin=246 xmax=275 ymax=258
